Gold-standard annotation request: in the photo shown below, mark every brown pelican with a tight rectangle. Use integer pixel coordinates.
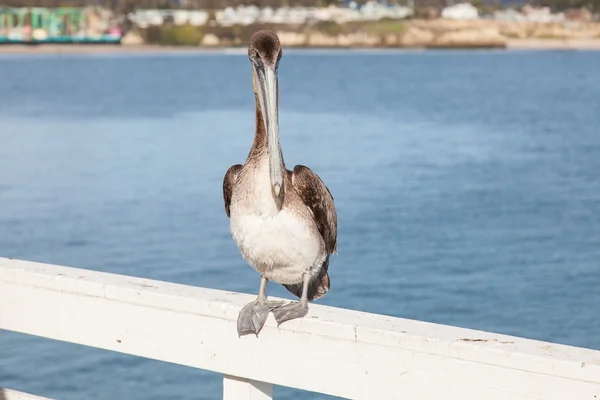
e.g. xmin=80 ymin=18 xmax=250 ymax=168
xmin=223 ymin=30 xmax=338 ymax=336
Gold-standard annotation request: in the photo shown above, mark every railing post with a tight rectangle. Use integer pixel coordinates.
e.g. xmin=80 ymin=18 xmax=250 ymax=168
xmin=223 ymin=375 xmax=273 ymax=400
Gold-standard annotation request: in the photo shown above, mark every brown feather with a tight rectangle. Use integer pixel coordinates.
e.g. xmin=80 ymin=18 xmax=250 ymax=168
xmin=291 ymin=165 xmax=338 ymax=254
xmin=223 ymin=164 xmax=242 ymax=218
xmin=282 ymin=165 xmax=338 ymax=301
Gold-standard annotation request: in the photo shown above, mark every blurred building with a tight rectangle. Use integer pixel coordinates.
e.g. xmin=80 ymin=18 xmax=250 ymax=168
xmin=441 ymin=3 xmax=479 ymax=19
xmin=126 ymin=1 xmax=412 ymax=27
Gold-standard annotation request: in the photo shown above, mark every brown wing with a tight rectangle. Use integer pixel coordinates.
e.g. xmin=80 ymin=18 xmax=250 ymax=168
xmin=282 ymin=165 xmax=337 ymax=301
xmin=223 ymin=164 xmax=243 ymax=218
xmin=291 ymin=165 xmax=338 ymax=255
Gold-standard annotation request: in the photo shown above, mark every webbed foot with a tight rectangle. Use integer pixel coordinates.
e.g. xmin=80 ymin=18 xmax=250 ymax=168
xmin=267 ymin=300 xmax=285 ymax=310
xmin=237 ymin=300 xmax=285 ymax=336
xmin=237 ymin=301 xmax=270 ymax=336
xmin=272 ymin=301 xmax=309 ymax=325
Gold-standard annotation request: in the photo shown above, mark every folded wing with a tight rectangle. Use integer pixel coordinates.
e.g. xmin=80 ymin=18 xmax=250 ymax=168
xmin=283 ymin=165 xmax=338 ymax=301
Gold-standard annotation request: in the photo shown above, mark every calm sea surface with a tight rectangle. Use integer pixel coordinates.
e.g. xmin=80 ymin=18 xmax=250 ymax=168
xmin=1 ymin=49 xmax=599 ymax=399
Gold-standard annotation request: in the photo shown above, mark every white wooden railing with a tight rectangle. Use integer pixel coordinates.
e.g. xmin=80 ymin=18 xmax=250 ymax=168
xmin=0 ymin=388 xmax=52 ymax=400
xmin=1 ymin=257 xmax=599 ymax=400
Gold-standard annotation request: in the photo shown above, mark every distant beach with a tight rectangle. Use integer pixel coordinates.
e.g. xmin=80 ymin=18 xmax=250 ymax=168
xmin=1 ymin=38 xmax=600 ymax=55
xmin=507 ymin=38 xmax=600 ymax=50
xmin=0 ymin=44 xmax=236 ymax=55
xmin=3 ymin=11 xmax=600 ymax=54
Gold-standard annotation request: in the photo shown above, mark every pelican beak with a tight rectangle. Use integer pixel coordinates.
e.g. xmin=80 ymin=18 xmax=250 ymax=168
xmin=255 ymin=62 xmax=282 ymax=198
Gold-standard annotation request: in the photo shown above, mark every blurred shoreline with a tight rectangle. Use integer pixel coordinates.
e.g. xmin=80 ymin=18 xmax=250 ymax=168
xmin=506 ymin=38 xmax=600 ymax=49
xmin=3 ymin=18 xmax=600 ymax=53
xmin=1 ymin=39 xmax=600 ymax=54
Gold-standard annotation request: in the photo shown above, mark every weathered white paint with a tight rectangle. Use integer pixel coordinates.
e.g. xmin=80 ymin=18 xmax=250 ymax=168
xmin=0 ymin=257 xmax=599 ymax=400
xmin=0 ymin=388 xmax=53 ymax=400
xmin=223 ymin=376 xmax=273 ymax=400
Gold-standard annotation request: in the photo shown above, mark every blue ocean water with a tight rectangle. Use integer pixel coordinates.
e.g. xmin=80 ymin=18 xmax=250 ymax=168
xmin=1 ymin=49 xmax=599 ymax=399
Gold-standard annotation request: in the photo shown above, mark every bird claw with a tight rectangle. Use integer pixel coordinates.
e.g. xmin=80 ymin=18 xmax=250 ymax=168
xmin=272 ymin=301 xmax=309 ymax=325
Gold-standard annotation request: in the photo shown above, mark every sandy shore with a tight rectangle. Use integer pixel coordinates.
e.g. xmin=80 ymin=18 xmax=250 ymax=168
xmin=1 ymin=39 xmax=600 ymax=54
xmin=0 ymin=44 xmax=243 ymax=54
xmin=506 ymin=38 xmax=600 ymax=50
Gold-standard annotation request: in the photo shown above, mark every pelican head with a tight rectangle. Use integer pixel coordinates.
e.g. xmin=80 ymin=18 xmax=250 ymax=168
xmin=249 ymin=30 xmax=283 ymax=203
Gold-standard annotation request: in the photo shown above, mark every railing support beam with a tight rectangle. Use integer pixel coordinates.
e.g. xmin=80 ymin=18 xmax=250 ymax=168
xmin=223 ymin=375 xmax=273 ymax=400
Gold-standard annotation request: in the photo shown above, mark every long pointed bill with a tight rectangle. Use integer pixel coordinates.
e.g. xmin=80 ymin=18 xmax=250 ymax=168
xmin=256 ymin=65 xmax=283 ymax=198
